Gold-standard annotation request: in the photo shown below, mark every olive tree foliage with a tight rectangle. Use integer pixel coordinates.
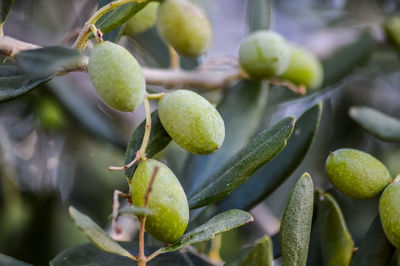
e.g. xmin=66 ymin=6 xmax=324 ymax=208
xmin=1 ymin=0 xmax=400 ymax=265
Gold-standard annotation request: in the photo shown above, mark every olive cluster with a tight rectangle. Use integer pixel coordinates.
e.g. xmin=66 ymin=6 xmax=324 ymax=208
xmin=325 ymin=149 xmax=400 ymax=248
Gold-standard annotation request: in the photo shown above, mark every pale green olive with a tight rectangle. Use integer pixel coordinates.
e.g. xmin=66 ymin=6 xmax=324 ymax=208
xmin=123 ymin=2 xmax=159 ymax=36
xmin=157 ymin=0 xmax=212 ymax=57
xmin=88 ymin=41 xmax=145 ymax=112
xmin=158 ymin=90 xmax=225 ymax=155
xmin=325 ymin=148 xmax=391 ymax=199
xmin=131 ymin=159 xmax=189 ymax=243
xmin=379 ymin=182 xmax=400 ymax=248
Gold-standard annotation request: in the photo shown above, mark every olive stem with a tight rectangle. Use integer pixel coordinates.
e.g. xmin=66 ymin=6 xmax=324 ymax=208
xmin=72 ymin=0 xmax=147 ymax=51
xmin=168 ymin=45 xmax=180 ymax=69
xmin=137 ymin=166 xmax=159 ymax=265
xmin=146 ymin=92 xmax=166 ymax=100
xmin=268 ymin=77 xmax=306 ymax=95
xmin=138 ymin=96 xmax=152 ymax=160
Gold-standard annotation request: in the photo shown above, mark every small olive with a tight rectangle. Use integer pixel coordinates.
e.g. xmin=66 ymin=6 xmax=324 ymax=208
xmin=325 ymin=148 xmax=392 ymax=199
xmin=88 ymin=41 xmax=145 ymax=112
xmin=158 ymin=90 xmax=225 ymax=155
xmin=123 ymin=2 xmax=159 ymax=36
xmin=157 ymin=0 xmax=212 ymax=57
xmin=131 ymin=159 xmax=189 ymax=243
xmin=379 ymin=182 xmax=400 ymax=248
xmin=238 ymin=30 xmax=290 ymax=79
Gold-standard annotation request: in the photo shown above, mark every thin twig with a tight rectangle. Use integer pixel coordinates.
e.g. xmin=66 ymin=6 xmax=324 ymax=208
xmin=268 ymin=77 xmax=307 ymax=95
xmin=168 ymin=45 xmax=180 ymax=69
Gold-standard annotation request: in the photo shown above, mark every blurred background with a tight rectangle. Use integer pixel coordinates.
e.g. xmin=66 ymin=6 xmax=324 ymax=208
xmin=1 ymin=0 xmax=400 ymax=265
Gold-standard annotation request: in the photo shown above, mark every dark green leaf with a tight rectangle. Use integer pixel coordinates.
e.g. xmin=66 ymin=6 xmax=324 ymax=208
xmin=0 ymin=253 xmax=33 ymax=266
xmin=349 ymin=106 xmax=400 ymax=143
xmin=160 ymin=209 xmax=253 ymax=253
xmin=322 ymin=30 xmax=374 ymax=87
xmin=215 ymin=102 xmax=322 ymax=212
xmin=50 ymin=242 xmax=212 ymax=266
xmin=95 ymin=1 xmax=149 ymax=37
xmin=188 ymin=116 xmax=295 ymax=209
xmin=350 ymin=215 xmax=395 ymax=266
xmin=124 ymin=111 xmax=172 ymax=180
xmin=69 ymin=206 xmax=135 ymax=259
xmin=0 ymin=0 xmax=14 ymax=24
xmin=15 ymin=47 xmax=84 ymax=77
xmin=317 ymin=192 xmax=354 ymax=266
xmin=0 ymin=65 xmax=52 ymax=103
xmin=224 ymin=235 xmax=273 ymax=266
xmin=280 ymin=173 xmax=314 ymax=266
xmin=182 ymin=80 xmax=268 ymax=195
xmin=246 ymin=0 xmax=271 ymax=32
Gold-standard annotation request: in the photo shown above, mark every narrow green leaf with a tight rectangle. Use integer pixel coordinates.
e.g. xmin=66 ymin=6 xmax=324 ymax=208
xmin=0 ymin=253 xmax=33 ymax=266
xmin=68 ymin=206 xmax=134 ymax=259
xmin=317 ymin=192 xmax=354 ymax=266
xmin=280 ymin=173 xmax=314 ymax=266
xmin=50 ymin=242 xmax=212 ymax=266
xmin=350 ymin=215 xmax=395 ymax=266
xmin=95 ymin=1 xmax=149 ymax=36
xmin=118 ymin=205 xmax=154 ymax=216
xmin=215 ymin=102 xmax=322 ymax=212
xmin=224 ymin=235 xmax=273 ymax=266
xmin=0 ymin=65 xmax=52 ymax=103
xmin=159 ymin=209 xmax=253 ymax=253
xmin=124 ymin=111 xmax=172 ymax=180
xmin=0 ymin=0 xmax=14 ymax=24
xmin=188 ymin=116 xmax=295 ymax=209
xmin=182 ymin=80 xmax=268 ymax=194
xmin=322 ymin=30 xmax=374 ymax=87
xmin=349 ymin=106 xmax=400 ymax=143
xmin=246 ymin=0 xmax=271 ymax=32
xmin=15 ymin=47 xmax=84 ymax=77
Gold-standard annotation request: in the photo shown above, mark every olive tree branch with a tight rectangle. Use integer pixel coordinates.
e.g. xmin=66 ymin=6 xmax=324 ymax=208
xmin=72 ymin=0 xmax=147 ymax=51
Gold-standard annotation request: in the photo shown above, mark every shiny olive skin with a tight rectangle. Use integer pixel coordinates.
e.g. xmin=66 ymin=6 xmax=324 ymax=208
xmin=131 ymin=159 xmax=189 ymax=243
xmin=88 ymin=41 xmax=145 ymax=112
xmin=379 ymin=182 xmax=400 ymax=248
xmin=325 ymin=148 xmax=392 ymax=199
xmin=158 ymin=90 xmax=225 ymax=155
xmin=157 ymin=0 xmax=212 ymax=57
xmin=239 ymin=30 xmax=290 ymax=79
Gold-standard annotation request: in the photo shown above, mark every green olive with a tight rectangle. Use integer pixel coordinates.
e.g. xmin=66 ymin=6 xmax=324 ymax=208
xmin=279 ymin=45 xmax=324 ymax=90
xmin=325 ymin=148 xmax=392 ymax=199
xmin=157 ymin=0 xmax=212 ymax=57
xmin=158 ymin=90 xmax=225 ymax=155
xmin=131 ymin=159 xmax=189 ymax=243
xmin=123 ymin=2 xmax=159 ymax=36
xmin=238 ymin=30 xmax=290 ymax=79
xmin=379 ymin=182 xmax=400 ymax=248
xmin=88 ymin=41 xmax=145 ymax=112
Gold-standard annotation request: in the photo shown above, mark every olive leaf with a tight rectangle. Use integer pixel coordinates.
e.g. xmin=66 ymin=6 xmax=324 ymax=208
xmin=0 ymin=65 xmax=53 ymax=103
xmin=94 ymin=1 xmax=149 ymax=36
xmin=350 ymin=215 xmax=395 ymax=266
xmin=317 ymin=192 xmax=354 ymax=266
xmin=349 ymin=106 xmax=400 ymax=143
xmin=246 ymin=0 xmax=271 ymax=32
xmin=117 ymin=205 xmax=154 ymax=216
xmin=0 ymin=0 xmax=14 ymax=25
xmin=159 ymin=209 xmax=253 ymax=254
xmin=322 ymin=30 xmax=374 ymax=87
xmin=188 ymin=116 xmax=295 ymax=209
xmin=124 ymin=111 xmax=172 ymax=180
xmin=68 ymin=206 xmax=135 ymax=260
xmin=182 ymin=80 xmax=268 ymax=195
xmin=214 ymin=102 xmax=322 ymax=212
xmin=0 ymin=253 xmax=33 ymax=266
xmin=280 ymin=173 xmax=314 ymax=266
xmin=50 ymin=242 xmax=212 ymax=266
xmin=224 ymin=235 xmax=273 ymax=266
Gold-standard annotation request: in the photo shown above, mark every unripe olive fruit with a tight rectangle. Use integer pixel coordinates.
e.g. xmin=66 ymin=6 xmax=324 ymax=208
xmin=88 ymin=41 xmax=145 ymax=112
xmin=131 ymin=159 xmax=189 ymax=243
xmin=157 ymin=0 xmax=212 ymax=57
xmin=325 ymin=148 xmax=392 ymax=199
xmin=158 ymin=90 xmax=225 ymax=155
xmin=279 ymin=45 xmax=324 ymax=90
xmin=239 ymin=30 xmax=290 ymax=79
xmin=123 ymin=2 xmax=159 ymax=36
xmin=379 ymin=182 xmax=400 ymax=248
